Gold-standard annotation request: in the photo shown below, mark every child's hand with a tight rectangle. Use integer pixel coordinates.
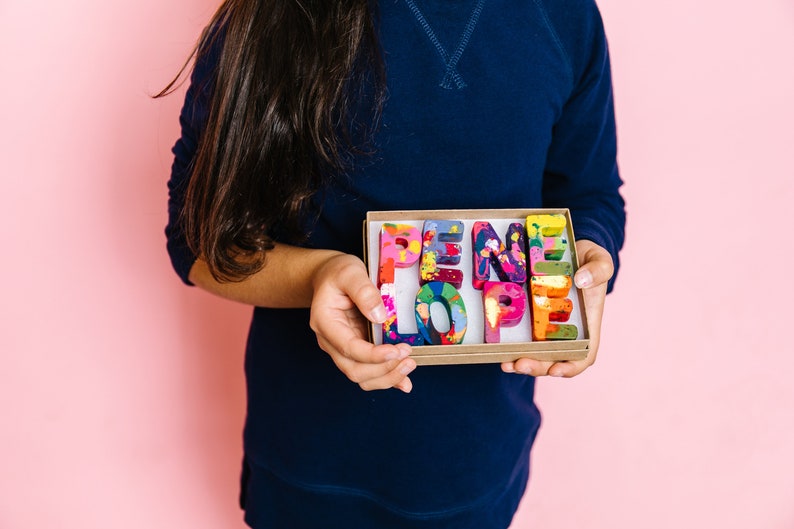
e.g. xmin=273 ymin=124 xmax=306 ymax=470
xmin=309 ymin=254 xmax=417 ymax=393
xmin=501 ymin=239 xmax=613 ymax=378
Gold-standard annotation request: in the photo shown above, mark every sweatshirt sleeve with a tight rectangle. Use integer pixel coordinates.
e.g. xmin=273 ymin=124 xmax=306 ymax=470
xmin=541 ymin=1 xmax=626 ymax=293
xmin=164 ymin=36 xmax=220 ymax=286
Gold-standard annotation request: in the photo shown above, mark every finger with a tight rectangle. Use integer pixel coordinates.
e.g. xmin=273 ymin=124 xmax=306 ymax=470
xmin=348 ymin=338 xmax=413 ymax=366
xmin=502 ymin=358 xmax=554 ymax=377
xmin=334 ymin=353 xmax=415 ymax=389
xmin=573 ymin=241 xmax=614 ymax=289
xmin=318 ymin=331 xmax=411 ymax=362
xmin=546 ymin=356 xmax=595 ymax=378
xmin=311 ymin=310 xmax=370 ymax=353
xmin=319 ymin=336 xmax=416 ymax=391
xmin=359 ymin=358 xmax=417 ymax=392
xmin=316 ymin=334 xmax=413 ymax=388
xmin=502 ymin=354 xmax=595 ymax=378
xmin=343 ymin=268 xmax=388 ymax=324
xmin=393 ymin=376 xmax=413 ymax=393
xmin=311 ymin=299 xmax=389 ymax=363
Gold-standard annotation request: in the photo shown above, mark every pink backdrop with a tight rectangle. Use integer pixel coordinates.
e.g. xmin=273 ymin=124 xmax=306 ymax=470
xmin=2 ymin=1 xmax=792 ymax=527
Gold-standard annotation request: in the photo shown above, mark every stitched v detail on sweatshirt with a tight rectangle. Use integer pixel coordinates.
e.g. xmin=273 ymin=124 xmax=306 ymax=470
xmin=403 ymin=0 xmax=486 ymax=89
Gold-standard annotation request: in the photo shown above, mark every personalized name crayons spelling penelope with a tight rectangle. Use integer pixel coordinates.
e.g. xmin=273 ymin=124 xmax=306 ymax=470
xmin=376 ymin=215 xmax=579 ymax=346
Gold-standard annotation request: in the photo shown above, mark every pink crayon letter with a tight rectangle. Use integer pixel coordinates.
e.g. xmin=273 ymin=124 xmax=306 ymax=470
xmin=482 ymin=281 xmax=527 ymax=343
xmin=378 ymin=223 xmax=424 ymax=345
xmin=378 ymin=223 xmax=422 ymax=287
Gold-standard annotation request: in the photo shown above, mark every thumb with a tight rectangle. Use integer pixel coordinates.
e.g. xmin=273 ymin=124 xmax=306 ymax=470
xmin=345 ymin=271 xmax=388 ymax=324
xmin=573 ymin=240 xmax=614 ymax=289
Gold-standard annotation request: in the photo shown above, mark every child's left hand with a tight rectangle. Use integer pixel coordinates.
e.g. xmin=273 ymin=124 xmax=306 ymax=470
xmin=501 ymin=239 xmax=614 ymax=378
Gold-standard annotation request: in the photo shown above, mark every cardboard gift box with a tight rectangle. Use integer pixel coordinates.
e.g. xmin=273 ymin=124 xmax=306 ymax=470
xmin=364 ymin=209 xmax=590 ymax=366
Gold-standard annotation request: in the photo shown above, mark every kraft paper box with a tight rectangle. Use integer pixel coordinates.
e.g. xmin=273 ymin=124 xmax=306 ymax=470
xmin=364 ymin=209 xmax=590 ymax=366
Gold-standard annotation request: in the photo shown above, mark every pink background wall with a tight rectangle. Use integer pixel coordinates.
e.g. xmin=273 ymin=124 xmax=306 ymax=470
xmin=1 ymin=1 xmax=792 ymax=527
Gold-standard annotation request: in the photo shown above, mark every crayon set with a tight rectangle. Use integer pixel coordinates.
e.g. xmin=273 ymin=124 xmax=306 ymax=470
xmin=365 ymin=209 xmax=589 ymax=365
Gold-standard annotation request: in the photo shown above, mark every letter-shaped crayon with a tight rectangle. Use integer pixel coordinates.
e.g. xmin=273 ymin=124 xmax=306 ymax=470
xmin=525 ymin=214 xmax=572 ymax=276
xmin=415 ymin=281 xmax=468 ymax=345
xmin=378 ymin=223 xmax=422 ymax=286
xmin=381 ymin=283 xmax=425 ymax=346
xmin=482 ymin=281 xmax=527 ymax=343
xmin=379 ymin=223 xmax=424 ymax=345
xmin=530 ymin=275 xmax=573 ymax=299
xmin=420 ymin=220 xmax=464 ymax=288
xmin=471 ymin=222 xmax=527 ymax=289
xmin=525 ymin=214 xmax=577 ymax=340
xmin=531 ymin=296 xmax=577 ymax=340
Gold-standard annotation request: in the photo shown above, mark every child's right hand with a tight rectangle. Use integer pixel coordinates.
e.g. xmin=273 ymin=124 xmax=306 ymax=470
xmin=309 ymin=253 xmax=417 ymax=393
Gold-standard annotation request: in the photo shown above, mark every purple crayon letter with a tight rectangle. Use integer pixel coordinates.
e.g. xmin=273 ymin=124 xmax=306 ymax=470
xmin=471 ymin=222 xmax=527 ymax=289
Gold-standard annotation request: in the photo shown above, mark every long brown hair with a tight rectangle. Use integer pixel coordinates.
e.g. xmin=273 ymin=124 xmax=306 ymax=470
xmin=157 ymin=0 xmax=385 ymax=281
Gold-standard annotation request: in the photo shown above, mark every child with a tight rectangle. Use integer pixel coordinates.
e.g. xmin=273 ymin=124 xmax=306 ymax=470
xmin=163 ymin=1 xmax=625 ymax=527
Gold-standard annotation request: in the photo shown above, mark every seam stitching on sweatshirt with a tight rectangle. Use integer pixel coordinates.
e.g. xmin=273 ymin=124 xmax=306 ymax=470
xmin=532 ymin=0 xmax=574 ymax=83
xmin=403 ymin=0 xmax=486 ymax=90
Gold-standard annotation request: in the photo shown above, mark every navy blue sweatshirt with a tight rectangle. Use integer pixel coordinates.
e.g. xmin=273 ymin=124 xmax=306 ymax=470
xmin=166 ymin=1 xmax=625 ymax=527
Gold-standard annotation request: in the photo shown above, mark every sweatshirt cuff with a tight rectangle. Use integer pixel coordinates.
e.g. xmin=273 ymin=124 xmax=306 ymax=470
xmin=569 ymin=215 xmax=620 ymax=294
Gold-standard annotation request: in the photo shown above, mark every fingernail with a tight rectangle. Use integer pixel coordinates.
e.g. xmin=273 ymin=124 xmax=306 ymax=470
xmin=520 ymin=366 xmax=533 ymax=376
xmin=370 ymin=305 xmax=387 ymax=323
xmin=550 ymin=371 xmax=565 ymax=378
xmin=575 ymin=269 xmax=593 ymax=289
xmin=400 ymin=360 xmax=416 ymax=375
xmin=385 ymin=344 xmax=411 ymax=361
xmin=398 ymin=377 xmax=413 ymax=393
xmin=396 ymin=344 xmax=411 ymax=358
